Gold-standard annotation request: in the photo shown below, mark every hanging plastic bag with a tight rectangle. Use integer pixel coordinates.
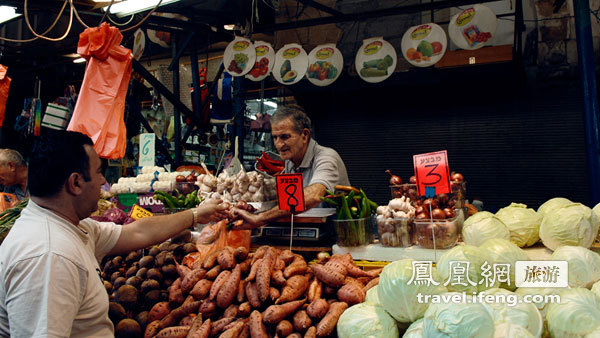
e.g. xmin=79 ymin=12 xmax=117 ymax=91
xmin=67 ymin=23 xmax=132 ymax=159
xmin=0 ymin=65 xmax=11 ymax=127
xmin=195 ymin=219 xmax=228 ymax=260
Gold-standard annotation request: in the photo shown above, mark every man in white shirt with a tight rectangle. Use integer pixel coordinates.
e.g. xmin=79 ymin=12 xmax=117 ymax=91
xmin=0 ymin=130 xmax=227 ymax=337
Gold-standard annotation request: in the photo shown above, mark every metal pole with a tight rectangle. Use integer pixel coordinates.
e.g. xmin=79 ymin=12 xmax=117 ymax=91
xmin=172 ymin=37 xmax=182 ymax=166
xmin=574 ymin=0 xmax=600 ymax=204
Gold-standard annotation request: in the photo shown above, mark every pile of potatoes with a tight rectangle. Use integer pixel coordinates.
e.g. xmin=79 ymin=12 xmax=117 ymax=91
xmin=102 ymin=241 xmax=381 ymax=338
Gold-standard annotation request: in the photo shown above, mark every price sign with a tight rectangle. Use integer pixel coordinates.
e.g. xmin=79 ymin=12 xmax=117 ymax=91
xmin=139 ymin=133 xmax=155 ymax=167
xmin=275 ymin=173 xmax=305 ymax=213
xmin=130 ymin=204 xmax=154 ymax=220
xmin=413 ymin=150 xmax=451 ymax=197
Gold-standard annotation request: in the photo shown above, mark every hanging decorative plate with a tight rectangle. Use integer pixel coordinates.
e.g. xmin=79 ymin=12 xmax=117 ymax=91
xmin=245 ymin=41 xmax=275 ymax=82
xmin=448 ymin=4 xmax=497 ymax=50
xmin=273 ymin=43 xmax=308 ymax=85
xmin=401 ymin=23 xmax=447 ymax=67
xmin=132 ymin=29 xmax=145 ymax=60
xmin=355 ymin=37 xmax=397 ymax=83
xmin=223 ymin=37 xmax=256 ymax=77
xmin=306 ymin=44 xmax=343 ymax=87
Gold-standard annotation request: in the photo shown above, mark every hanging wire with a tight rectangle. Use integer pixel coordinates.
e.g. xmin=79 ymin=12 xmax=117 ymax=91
xmin=99 ymin=0 xmax=115 ymax=25
xmin=23 ymin=0 xmax=74 ymax=42
xmin=108 ymin=14 xmax=136 ymax=27
xmin=0 ymin=0 xmax=69 ymax=42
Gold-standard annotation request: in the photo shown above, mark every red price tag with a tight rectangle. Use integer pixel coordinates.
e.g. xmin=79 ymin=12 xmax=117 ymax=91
xmin=413 ymin=150 xmax=451 ymax=197
xmin=275 ymin=173 xmax=305 ymax=213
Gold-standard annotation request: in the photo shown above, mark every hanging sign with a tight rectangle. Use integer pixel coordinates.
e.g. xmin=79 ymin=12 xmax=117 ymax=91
xmin=448 ymin=4 xmax=497 ymax=50
xmin=246 ymin=41 xmax=275 ymax=82
xmin=355 ymin=37 xmax=397 ymax=83
xmin=273 ymin=43 xmax=308 ymax=85
xmin=401 ymin=23 xmax=447 ymax=67
xmin=306 ymin=44 xmax=343 ymax=87
xmin=413 ymin=150 xmax=451 ymax=197
xmin=275 ymin=173 xmax=306 ymax=213
xmin=132 ymin=29 xmax=145 ymax=61
xmin=139 ymin=133 xmax=155 ymax=167
xmin=223 ymin=37 xmax=256 ymax=77
xmin=130 ymin=204 xmax=153 ymax=220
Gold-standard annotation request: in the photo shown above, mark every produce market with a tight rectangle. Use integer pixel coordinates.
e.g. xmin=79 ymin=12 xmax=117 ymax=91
xmin=0 ymin=0 xmax=599 ymax=337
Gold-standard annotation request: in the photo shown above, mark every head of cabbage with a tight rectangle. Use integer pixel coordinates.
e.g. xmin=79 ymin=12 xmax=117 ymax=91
xmin=480 ymin=288 xmax=543 ymax=337
xmin=495 ymin=203 xmax=542 ymax=247
xmin=550 ymin=245 xmax=600 ymax=288
xmin=493 ymin=323 xmax=535 ymax=338
xmin=537 ymin=197 xmax=572 ymax=217
xmin=336 ymin=303 xmax=398 ymax=338
xmin=480 ymin=238 xmax=529 ymax=291
xmin=539 ymin=203 xmax=599 ymax=250
xmin=437 ymin=245 xmax=499 ymax=293
xmin=403 ymin=318 xmax=424 ymax=338
xmin=365 ymin=285 xmax=379 ymax=305
xmin=594 ymin=202 xmax=600 ymax=242
xmin=592 ymin=280 xmax=600 ymax=299
xmin=462 ymin=213 xmax=510 ymax=246
xmin=377 ymin=259 xmax=447 ymax=323
xmin=546 ymin=288 xmax=600 ymax=337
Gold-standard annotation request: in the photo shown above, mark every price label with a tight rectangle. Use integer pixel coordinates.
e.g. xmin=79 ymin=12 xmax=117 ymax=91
xmin=275 ymin=173 xmax=305 ymax=213
xmin=139 ymin=133 xmax=155 ymax=167
xmin=130 ymin=204 xmax=154 ymax=220
xmin=413 ymin=150 xmax=451 ymax=197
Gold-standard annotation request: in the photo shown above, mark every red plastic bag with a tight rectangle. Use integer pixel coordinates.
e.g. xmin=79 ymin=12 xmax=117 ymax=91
xmin=67 ymin=23 xmax=132 ymax=159
xmin=0 ymin=65 xmax=11 ymax=127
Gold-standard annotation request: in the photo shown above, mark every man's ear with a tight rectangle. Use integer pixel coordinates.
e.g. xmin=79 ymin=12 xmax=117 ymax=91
xmin=301 ymin=128 xmax=310 ymax=141
xmin=7 ymin=162 xmax=15 ymax=172
xmin=65 ymin=172 xmax=84 ymax=195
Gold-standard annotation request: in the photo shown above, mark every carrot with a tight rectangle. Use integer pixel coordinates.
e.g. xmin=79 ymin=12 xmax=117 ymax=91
xmin=293 ymin=310 xmax=312 ymax=331
xmin=209 ymin=270 xmax=231 ymax=300
xmin=310 ymin=264 xmax=345 ymax=287
xmin=234 ymin=246 xmax=249 ymax=261
xmin=198 ymin=300 xmax=216 ymax=317
xmin=307 ymin=278 xmax=322 ymax=302
xmin=218 ymin=247 xmax=236 ymax=270
xmin=283 ymin=261 xmax=307 ymax=278
xmin=249 ymin=310 xmax=268 ymax=338
xmin=181 ymin=268 xmax=206 ymax=294
xmin=256 ymin=249 xmax=276 ymax=302
xmin=202 ymin=250 xmax=219 ymax=269
xmin=223 ymin=304 xmax=239 ymax=318
xmin=305 ymin=326 xmax=317 ymax=338
xmin=155 ymin=326 xmax=190 ymax=338
xmin=269 ymin=287 xmax=280 ymax=302
xmin=272 ymin=269 xmax=286 ymax=287
xmin=210 ymin=317 xmax=235 ymax=336
xmin=169 ymin=278 xmax=185 ymax=305
xmin=237 ymin=280 xmax=246 ymax=303
xmin=337 ymin=282 xmax=365 ymax=305
xmin=205 ymin=265 xmax=221 ymax=280
xmin=364 ymin=277 xmax=379 ymax=292
xmin=238 ymin=302 xmax=251 ymax=317
xmin=262 ymin=298 xmax=306 ymax=324
xmin=190 ymin=279 xmax=212 ymax=300
xmin=148 ymin=301 xmax=171 ymax=322
xmin=277 ymin=275 xmax=309 ymax=304
xmin=307 ymin=299 xmax=329 ymax=319
xmin=316 ymin=302 xmax=348 ymax=337
xmin=245 ymin=281 xmax=261 ymax=308
xmin=144 ymin=320 xmax=161 ymax=338
xmin=219 ymin=321 xmax=245 ymax=338
xmin=217 ymin=265 xmax=241 ymax=308
xmin=276 ymin=320 xmax=293 ymax=337
xmin=278 ymin=249 xmax=295 ymax=265
xmin=245 ymin=258 xmax=262 ymax=282
xmin=187 ymin=318 xmax=210 ymax=338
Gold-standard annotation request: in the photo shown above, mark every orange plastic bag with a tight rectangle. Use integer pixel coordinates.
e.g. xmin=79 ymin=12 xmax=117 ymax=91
xmin=67 ymin=23 xmax=132 ymax=159
xmin=195 ymin=220 xmax=251 ymax=262
xmin=0 ymin=65 xmax=11 ymax=127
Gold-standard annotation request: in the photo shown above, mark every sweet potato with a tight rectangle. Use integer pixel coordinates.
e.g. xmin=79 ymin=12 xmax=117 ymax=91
xmin=324 ymin=260 xmax=347 ymax=276
xmin=310 ymin=264 xmax=345 ymax=287
xmin=202 ymin=250 xmax=219 ymax=269
xmin=155 ymin=326 xmax=190 ymax=338
xmin=187 ymin=318 xmax=210 ymax=338
xmin=169 ymin=278 xmax=185 ymax=305
xmin=144 ymin=320 xmax=161 ymax=338
xmin=367 ymin=267 xmax=383 ymax=278
xmin=337 ymin=282 xmax=365 ymax=305
xmin=249 ymin=310 xmax=268 ymax=338
xmin=251 ymin=246 xmax=269 ymax=265
xmin=356 ymin=277 xmax=371 ymax=285
xmin=222 ymin=304 xmax=238 ymax=318
xmin=238 ymin=259 xmax=251 ymax=274
xmin=234 ymin=246 xmax=249 ymax=261
xmin=205 ymin=265 xmax=221 ymax=280
xmin=344 ymin=276 xmax=364 ymax=287
xmin=209 ymin=270 xmax=231 ymax=300
xmin=307 ymin=278 xmax=322 ymax=303
xmin=337 ymin=260 xmax=371 ymax=278
xmin=364 ymin=277 xmax=379 ymax=291
xmin=246 ymin=281 xmax=262 ymax=308
xmin=287 ymin=333 xmax=302 ymax=338
xmin=218 ymin=247 xmax=236 ymax=270
xmin=179 ymin=314 xmax=195 ymax=327
xmin=276 ymin=320 xmax=293 ymax=337
xmin=275 ymin=258 xmax=285 ymax=271
xmin=256 ymin=250 xmax=275 ymax=302
xmin=239 ymin=324 xmax=250 ymax=338
xmin=316 ymin=302 xmax=348 ymax=337
xmin=220 ymin=321 xmax=245 ymax=338
xmin=159 ymin=301 xmax=200 ymax=328
xmin=304 ymin=326 xmax=317 ymax=338
xmin=262 ymin=298 xmax=306 ymax=324
xmin=190 ymin=279 xmax=212 ymax=300
xmin=272 ymin=270 xmax=286 ymax=287
xmin=239 ymin=302 xmax=252 ymax=317
xmin=322 ymin=286 xmax=337 ymax=296
xmin=278 ymin=249 xmax=295 ymax=265
xmin=269 ymin=287 xmax=281 ymax=302
xmin=293 ymin=310 xmax=312 ymax=332
xmin=245 ymin=258 xmax=262 ymax=282
xmin=198 ymin=300 xmax=216 ymax=316
xmin=237 ymin=280 xmax=246 ymax=303
xmin=277 ymin=275 xmax=309 ymax=304
xmin=284 ymin=261 xmax=307 ymax=278
xmin=192 ymin=256 xmax=204 ymax=271
xmin=148 ymin=301 xmax=171 ymax=322
xmin=176 ymin=262 xmax=192 ymax=280
xmin=186 ymin=313 xmax=203 ymax=337
xmin=181 ymin=269 xmax=206 ymax=294
xmin=210 ymin=317 xmax=235 ymax=336
xmin=217 ymin=264 xmax=241 ymax=308
xmin=306 ymin=299 xmax=329 ymax=319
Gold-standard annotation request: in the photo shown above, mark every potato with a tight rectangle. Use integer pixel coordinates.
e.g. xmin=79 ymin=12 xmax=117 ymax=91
xmin=144 ymin=289 xmax=163 ymax=308
xmin=148 ymin=246 xmax=161 ymax=257
xmin=108 ymin=302 xmax=127 ymax=324
xmin=158 ymin=241 xmax=171 ymax=252
xmin=141 ymin=279 xmax=160 ymax=294
xmin=139 ymin=256 xmax=155 ymax=269
xmin=112 ymin=256 xmax=124 ymax=268
xmin=110 ymin=271 xmax=122 ymax=284
xmin=113 ymin=277 xmax=127 ymax=290
xmin=104 ymin=281 xmax=113 ymax=293
xmin=125 ymin=276 xmax=143 ymax=289
xmin=115 ymin=285 xmax=138 ymax=308
xmin=161 ymin=264 xmax=177 ymax=276
xmin=136 ymin=267 xmax=148 ymax=279
xmin=103 ymin=260 xmax=115 ymax=274
xmin=155 ymin=251 xmax=168 ymax=267
xmin=182 ymin=243 xmax=196 ymax=254
xmin=135 ymin=311 xmax=148 ymax=329
xmin=126 ymin=266 xmax=138 ymax=278
xmin=115 ymin=318 xmax=141 ymax=338
xmin=146 ymin=268 xmax=162 ymax=282
xmin=125 ymin=250 xmax=142 ymax=264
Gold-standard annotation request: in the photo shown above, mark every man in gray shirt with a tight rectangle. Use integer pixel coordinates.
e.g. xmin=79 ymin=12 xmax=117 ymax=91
xmin=234 ymin=105 xmax=350 ymax=228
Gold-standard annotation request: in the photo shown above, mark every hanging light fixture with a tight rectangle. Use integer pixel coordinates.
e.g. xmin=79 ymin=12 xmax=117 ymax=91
xmin=0 ymin=6 xmax=21 ymax=24
xmin=103 ymin=0 xmax=182 ymax=18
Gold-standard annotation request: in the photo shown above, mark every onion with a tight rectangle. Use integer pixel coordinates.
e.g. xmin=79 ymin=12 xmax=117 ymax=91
xmin=386 ymin=170 xmax=402 ymax=185
xmin=443 ymin=208 xmax=455 ymax=218
xmin=409 ymin=176 xmax=417 ymax=184
xmin=451 ymin=172 xmax=464 ymax=182
xmin=416 ymin=212 xmax=430 ymax=220
xmin=431 ymin=208 xmax=446 ymax=219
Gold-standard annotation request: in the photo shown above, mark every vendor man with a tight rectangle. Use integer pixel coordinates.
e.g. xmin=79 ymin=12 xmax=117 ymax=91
xmin=235 ymin=105 xmax=350 ymax=228
xmin=0 ymin=149 xmax=28 ymax=200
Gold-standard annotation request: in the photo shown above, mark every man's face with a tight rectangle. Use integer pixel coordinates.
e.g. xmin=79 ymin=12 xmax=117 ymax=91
xmin=80 ymin=145 xmax=106 ymax=217
xmin=271 ymin=118 xmax=309 ymax=165
xmin=0 ymin=162 xmax=16 ymax=186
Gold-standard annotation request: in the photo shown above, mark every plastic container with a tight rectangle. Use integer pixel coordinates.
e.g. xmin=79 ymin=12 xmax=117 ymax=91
xmin=414 ymin=215 xmax=460 ymax=249
xmin=390 ymin=183 xmax=418 ymax=200
xmin=333 ymin=217 xmax=374 ymax=247
xmin=376 ymin=217 xmax=415 ymax=247
xmin=175 ymin=182 xmax=197 ymax=195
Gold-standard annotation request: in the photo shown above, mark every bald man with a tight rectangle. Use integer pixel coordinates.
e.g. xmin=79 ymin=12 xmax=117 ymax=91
xmin=0 ymin=149 xmax=28 ymax=200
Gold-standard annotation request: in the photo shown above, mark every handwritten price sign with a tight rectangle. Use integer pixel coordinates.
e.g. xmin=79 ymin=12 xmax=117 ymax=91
xmin=413 ymin=150 xmax=451 ymax=197
xmin=275 ymin=173 xmax=305 ymax=213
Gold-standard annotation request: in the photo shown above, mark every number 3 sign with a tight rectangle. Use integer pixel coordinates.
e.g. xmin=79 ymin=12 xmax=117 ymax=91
xmin=275 ymin=173 xmax=306 ymax=213
xmin=413 ymin=150 xmax=451 ymax=197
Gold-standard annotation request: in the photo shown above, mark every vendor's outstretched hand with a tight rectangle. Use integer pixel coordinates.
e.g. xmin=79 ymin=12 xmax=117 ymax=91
xmin=195 ymin=199 xmax=228 ymax=223
xmin=231 ymin=207 xmax=265 ymax=229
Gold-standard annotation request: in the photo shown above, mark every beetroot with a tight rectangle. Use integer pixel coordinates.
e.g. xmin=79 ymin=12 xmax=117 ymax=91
xmin=103 ymin=208 xmax=128 ymax=224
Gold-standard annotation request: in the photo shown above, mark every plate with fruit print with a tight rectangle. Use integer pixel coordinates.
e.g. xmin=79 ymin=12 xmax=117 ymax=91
xmin=448 ymin=4 xmax=497 ymax=50
xmin=401 ymin=23 xmax=447 ymax=68
xmin=224 ymin=37 xmax=256 ymax=77
xmin=273 ymin=43 xmax=308 ymax=85
xmin=246 ymin=41 xmax=275 ymax=82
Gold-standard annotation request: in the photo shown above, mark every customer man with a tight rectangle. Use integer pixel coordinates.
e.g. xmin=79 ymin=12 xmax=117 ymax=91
xmin=0 ymin=130 xmax=227 ymax=337
xmin=235 ymin=105 xmax=350 ymax=228
xmin=0 ymin=149 xmax=28 ymax=200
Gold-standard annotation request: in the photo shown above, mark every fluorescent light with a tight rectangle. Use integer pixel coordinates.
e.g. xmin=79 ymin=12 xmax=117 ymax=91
xmin=223 ymin=24 xmax=235 ymax=31
xmin=0 ymin=6 xmax=21 ymax=24
xmin=263 ymin=101 xmax=277 ymax=108
xmin=104 ymin=0 xmax=181 ymax=18
xmin=73 ymin=57 xmax=86 ymax=64
xmin=64 ymin=53 xmax=80 ymax=58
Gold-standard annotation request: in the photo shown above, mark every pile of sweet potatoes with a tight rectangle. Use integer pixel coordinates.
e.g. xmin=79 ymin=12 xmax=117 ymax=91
xmin=104 ymin=242 xmax=381 ymax=338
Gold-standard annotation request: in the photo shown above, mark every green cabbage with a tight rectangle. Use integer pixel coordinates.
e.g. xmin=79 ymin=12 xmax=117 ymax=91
xmin=336 ymin=303 xmax=398 ymax=338
xmin=493 ymin=323 xmax=535 ymax=338
xmin=403 ymin=318 xmax=424 ymax=338
xmin=537 ymin=197 xmax=572 ymax=217
xmin=495 ymin=203 xmax=542 ymax=247
xmin=480 ymin=288 xmax=543 ymax=337
xmin=480 ymin=238 xmax=529 ymax=291
xmin=592 ymin=280 xmax=600 ymax=299
xmin=514 ymin=287 xmax=566 ymax=320
xmin=377 ymin=259 xmax=447 ymax=323
xmin=365 ymin=285 xmax=379 ymax=305
xmin=462 ymin=213 xmax=510 ymax=246
xmin=546 ymin=288 xmax=600 ymax=337
xmin=593 ymin=202 xmax=600 ymax=242
xmin=539 ymin=203 xmax=599 ymax=250
xmin=422 ymin=293 xmax=495 ymax=338
xmin=550 ymin=245 xmax=600 ymax=288
xmin=437 ymin=245 xmax=499 ymax=293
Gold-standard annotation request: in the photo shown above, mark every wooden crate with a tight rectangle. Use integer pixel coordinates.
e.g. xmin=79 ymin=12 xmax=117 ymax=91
xmin=435 ymin=45 xmax=513 ymax=68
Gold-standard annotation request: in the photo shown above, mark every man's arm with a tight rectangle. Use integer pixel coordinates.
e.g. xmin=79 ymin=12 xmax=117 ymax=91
xmin=233 ymin=183 xmax=326 ymax=229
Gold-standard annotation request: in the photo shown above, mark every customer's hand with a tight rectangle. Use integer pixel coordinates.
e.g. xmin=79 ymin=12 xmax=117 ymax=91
xmin=230 ymin=208 xmax=265 ymax=229
xmin=195 ymin=199 xmax=228 ymax=223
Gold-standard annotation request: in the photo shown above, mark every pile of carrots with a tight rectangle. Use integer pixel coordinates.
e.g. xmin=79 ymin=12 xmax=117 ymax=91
xmin=256 ymin=151 xmax=284 ymax=176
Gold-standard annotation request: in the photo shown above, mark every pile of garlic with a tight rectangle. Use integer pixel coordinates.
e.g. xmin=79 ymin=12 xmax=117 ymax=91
xmin=197 ymin=170 xmax=276 ymax=203
xmin=376 ymin=196 xmax=416 ymax=247
xmin=110 ymin=168 xmax=191 ymax=194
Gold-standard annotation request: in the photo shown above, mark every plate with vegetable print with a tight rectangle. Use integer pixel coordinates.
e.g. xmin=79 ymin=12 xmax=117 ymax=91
xmin=224 ymin=36 xmax=256 ymax=77
xmin=273 ymin=43 xmax=308 ymax=85
xmin=246 ymin=41 xmax=275 ymax=82
xmin=355 ymin=37 xmax=397 ymax=83
xmin=306 ymin=44 xmax=343 ymax=87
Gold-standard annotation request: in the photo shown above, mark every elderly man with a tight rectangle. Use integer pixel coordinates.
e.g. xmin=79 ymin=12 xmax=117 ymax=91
xmin=0 ymin=149 xmax=28 ymax=200
xmin=235 ymin=105 xmax=350 ymax=228
xmin=0 ymin=130 xmax=227 ymax=337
